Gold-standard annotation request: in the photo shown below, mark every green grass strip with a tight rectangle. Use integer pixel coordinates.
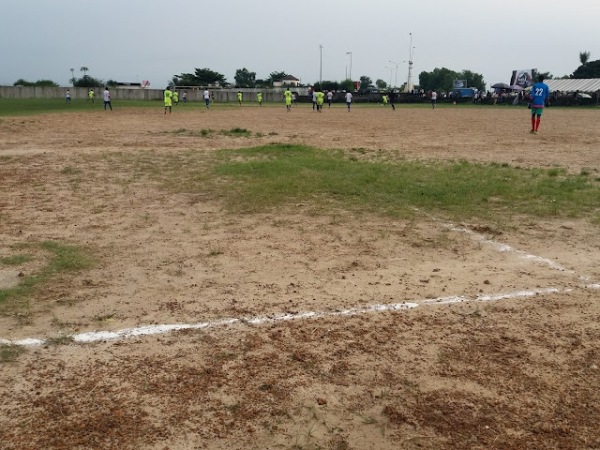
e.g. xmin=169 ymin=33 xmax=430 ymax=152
xmin=211 ymin=144 xmax=600 ymax=221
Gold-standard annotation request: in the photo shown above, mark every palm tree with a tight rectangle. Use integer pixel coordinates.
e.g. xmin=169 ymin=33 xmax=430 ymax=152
xmin=70 ymin=68 xmax=75 ymax=85
xmin=579 ymin=51 xmax=591 ymax=66
xmin=80 ymin=66 xmax=89 ymax=77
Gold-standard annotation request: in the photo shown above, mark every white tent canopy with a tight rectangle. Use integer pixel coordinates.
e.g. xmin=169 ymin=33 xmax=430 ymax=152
xmin=545 ymin=79 xmax=600 ymax=93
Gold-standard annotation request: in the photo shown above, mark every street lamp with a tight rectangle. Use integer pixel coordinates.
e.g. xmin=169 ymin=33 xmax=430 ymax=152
xmin=346 ymin=51 xmax=353 ymax=81
xmin=388 ymin=60 xmax=405 ymax=88
xmin=385 ymin=66 xmax=393 ymax=89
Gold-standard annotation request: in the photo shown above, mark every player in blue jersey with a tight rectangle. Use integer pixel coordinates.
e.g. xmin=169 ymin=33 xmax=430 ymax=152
xmin=530 ymin=75 xmax=550 ymax=134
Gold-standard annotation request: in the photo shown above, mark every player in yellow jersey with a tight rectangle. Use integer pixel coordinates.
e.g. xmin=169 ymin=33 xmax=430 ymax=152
xmin=257 ymin=92 xmax=263 ymax=106
xmin=88 ymin=89 xmax=95 ymax=103
xmin=283 ymin=88 xmax=292 ymax=111
xmin=237 ymin=91 xmax=243 ymax=106
xmin=173 ymin=90 xmax=179 ymax=106
xmin=164 ymin=86 xmax=173 ymax=114
xmin=315 ymin=89 xmax=325 ymax=112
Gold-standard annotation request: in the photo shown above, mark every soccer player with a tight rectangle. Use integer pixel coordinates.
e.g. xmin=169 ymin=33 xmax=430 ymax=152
xmin=88 ymin=89 xmax=95 ymax=103
xmin=65 ymin=89 xmax=71 ymax=104
xmin=327 ymin=90 xmax=333 ymax=109
xmin=315 ymin=89 xmax=325 ymax=112
xmin=257 ymin=92 xmax=263 ymax=106
xmin=203 ymin=89 xmax=210 ymax=108
xmin=103 ymin=87 xmax=112 ymax=111
xmin=388 ymin=90 xmax=396 ymax=111
xmin=530 ymin=75 xmax=550 ymax=134
xmin=382 ymin=94 xmax=388 ymax=107
xmin=345 ymin=91 xmax=352 ymax=111
xmin=237 ymin=91 xmax=243 ymax=106
xmin=283 ymin=88 xmax=292 ymax=111
xmin=431 ymin=90 xmax=437 ymax=109
xmin=173 ymin=90 xmax=179 ymax=106
xmin=311 ymin=89 xmax=317 ymax=111
xmin=164 ymin=86 xmax=173 ymax=114
xmin=182 ymin=91 xmax=187 ymax=103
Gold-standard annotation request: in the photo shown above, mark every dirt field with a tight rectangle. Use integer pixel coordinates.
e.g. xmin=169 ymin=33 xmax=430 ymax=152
xmin=1 ymin=104 xmax=600 ymax=450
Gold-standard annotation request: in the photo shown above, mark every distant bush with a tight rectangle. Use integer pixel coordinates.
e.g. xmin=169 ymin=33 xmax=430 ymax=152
xmin=73 ymin=75 xmax=103 ymax=88
xmin=13 ymin=79 xmax=59 ymax=87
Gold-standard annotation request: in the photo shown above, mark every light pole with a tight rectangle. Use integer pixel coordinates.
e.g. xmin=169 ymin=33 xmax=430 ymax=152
xmin=406 ymin=33 xmax=416 ymax=93
xmin=346 ymin=51 xmax=352 ymax=81
xmin=385 ymin=66 xmax=393 ymax=89
xmin=319 ymin=44 xmax=323 ymax=87
xmin=388 ymin=60 xmax=405 ymax=88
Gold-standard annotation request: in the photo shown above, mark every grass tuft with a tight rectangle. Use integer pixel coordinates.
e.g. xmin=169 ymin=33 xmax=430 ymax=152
xmin=1 ymin=254 xmax=32 ymax=266
xmin=0 ymin=242 xmax=93 ymax=316
xmin=0 ymin=344 xmax=27 ymax=363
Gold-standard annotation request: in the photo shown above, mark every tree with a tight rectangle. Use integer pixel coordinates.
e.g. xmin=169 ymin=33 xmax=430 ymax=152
xmin=234 ymin=68 xmax=256 ymax=88
xmin=579 ymin=51 xmax=591 ymax=66
xmin=320 ymin=80 xmax=340 ymax=91
xmin=358 ymin=76 xmax=372 ymax=93
xmin=73 ymin=75 xmax=102 ymax=87
xmin=419 ymin=67 xmax=485 ymax=92
xmin=13 ymin=79 xmax=58 ymax=87
xmin=266 ymin=71 xmax=289 ymax=86
xmin=339 ymin=79 xmax=355 ymax=92
xmin=13 ymin=79 xmax=35 ymax=86
xmin=419 ymin=67 xmax=457 ymax=92
xmin=458 ymin=70 xmax=485 ymax=92
xmin=572 ymin=59 xmax=600 ymax=78
xmin=172 ymin=68 xmax=227 ymax=87
xmin=80 ymin=66 xmax=89 ymax=77
xmin=375 ymin=79 xmax=387 ymax=89
xmin=536 ymin=71 xmax=553 ymax=80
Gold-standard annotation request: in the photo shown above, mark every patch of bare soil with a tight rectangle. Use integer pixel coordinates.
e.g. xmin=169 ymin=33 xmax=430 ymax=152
xmin=1 ymin=105 xmax=599 ymax=449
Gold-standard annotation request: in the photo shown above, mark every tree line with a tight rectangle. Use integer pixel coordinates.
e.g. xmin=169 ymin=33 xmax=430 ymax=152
xmin=11 ymin=52 xmax=599 ymax=90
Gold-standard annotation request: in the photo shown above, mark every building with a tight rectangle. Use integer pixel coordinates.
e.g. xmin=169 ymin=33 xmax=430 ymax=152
xmin=273 ymin=75 xmax=301 ymax=87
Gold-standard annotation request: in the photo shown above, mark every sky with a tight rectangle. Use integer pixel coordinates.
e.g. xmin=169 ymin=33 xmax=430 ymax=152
xmin=1 ymin=0 xmax=599 ymax=90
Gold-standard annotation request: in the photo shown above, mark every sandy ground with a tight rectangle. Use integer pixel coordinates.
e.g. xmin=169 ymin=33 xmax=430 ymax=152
xmin=1 ymin=104 xmax=600 ymax=449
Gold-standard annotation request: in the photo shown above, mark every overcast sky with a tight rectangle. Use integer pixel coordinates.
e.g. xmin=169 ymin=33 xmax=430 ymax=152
xmin=1 ymin=0 xmax=599 ymax=90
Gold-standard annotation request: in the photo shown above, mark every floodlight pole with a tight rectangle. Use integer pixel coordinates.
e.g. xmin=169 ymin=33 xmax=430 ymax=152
xmin=319 ymin=44 xmax=323 ymax=87
xmin=346 ymin=51 xmax=353 ymax=81
xmin=406 ymin=33 xmax=415 ymax=93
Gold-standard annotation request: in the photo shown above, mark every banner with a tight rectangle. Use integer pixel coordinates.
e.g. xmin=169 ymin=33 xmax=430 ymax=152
xmin=453 ymin=80 xmax=467 ymax=89
xmin=510 ymin=69 xmax=537 ymax=88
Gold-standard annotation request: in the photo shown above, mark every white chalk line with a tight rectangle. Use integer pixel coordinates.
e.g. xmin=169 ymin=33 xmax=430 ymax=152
xmin=2 ymin=223 xmax=598 ymax=348
xmin=3 ymin=285 xmax=600 ymax=347
xmin=448 ymin=225 xmax=592 ymax=281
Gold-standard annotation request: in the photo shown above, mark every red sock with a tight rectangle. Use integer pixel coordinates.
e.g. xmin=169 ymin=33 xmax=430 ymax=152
xmin=535 ymin=117 xmax=541 ymax=131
